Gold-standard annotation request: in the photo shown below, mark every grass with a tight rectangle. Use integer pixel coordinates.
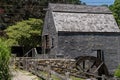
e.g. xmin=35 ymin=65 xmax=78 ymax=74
xmin=71 ymin=76 xmax=84 ymax=80
xmin=114 ymin=65 xmax=120 ymax=78
xmin=39 ymin=71 xmax=84 ymax=80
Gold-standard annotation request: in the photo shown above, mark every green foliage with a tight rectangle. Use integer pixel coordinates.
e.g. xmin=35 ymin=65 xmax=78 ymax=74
xmin=0 ymin=0 xmax=83 ymax=29
xmin=109 ymin=0 xmax=120 ymax=26
xmin=0 ymin=38 xmax=11 ymax=80
xmin=5 ymin=18 xmax=43 ymax=48
xmin=115 ymin=65 xmax=120 ymax=78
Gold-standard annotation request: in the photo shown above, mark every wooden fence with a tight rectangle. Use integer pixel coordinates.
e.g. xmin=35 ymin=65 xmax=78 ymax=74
xmin=18 ymin=58 xmax=71 ymax=80
xmin=17 ymin=57 xmax=118 ymax=80
xmin=13 ymin=48 xmax=120 ymax=80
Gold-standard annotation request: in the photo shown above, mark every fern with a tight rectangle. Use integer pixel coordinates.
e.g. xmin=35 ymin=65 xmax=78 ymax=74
xmin=0 ymin=39 xmax=11 ymax=80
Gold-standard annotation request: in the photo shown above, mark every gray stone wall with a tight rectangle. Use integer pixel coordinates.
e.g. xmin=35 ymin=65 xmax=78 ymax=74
xmin=42 ymin=10 xmax=58 ymax=56
xmin=58 ymin=32 xmax=120 ymax=74
xmin=48 ymin=10 xmax=58 ymax=56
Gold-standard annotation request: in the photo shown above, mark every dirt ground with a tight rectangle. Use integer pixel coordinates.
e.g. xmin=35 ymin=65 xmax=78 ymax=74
xmin=11 ymin=69 xmax=39 ymax=80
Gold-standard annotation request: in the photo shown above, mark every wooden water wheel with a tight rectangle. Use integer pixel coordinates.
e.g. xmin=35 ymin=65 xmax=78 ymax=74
xmin=75 ymin=56 xmax=109 ymax=78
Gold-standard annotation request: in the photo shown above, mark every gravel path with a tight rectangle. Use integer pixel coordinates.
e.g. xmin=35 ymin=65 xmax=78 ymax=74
xmin=11 ymin=69 xmax=39 ymax=80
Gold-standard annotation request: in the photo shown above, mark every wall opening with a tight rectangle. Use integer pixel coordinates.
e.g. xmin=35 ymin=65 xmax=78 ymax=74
xmin=97 ymin=50 xmax=104 ymax=62
xmin=43 ymin=35 xmax=50 ymax=54
xmin=92 ymin=49 xmax=104 ymax=62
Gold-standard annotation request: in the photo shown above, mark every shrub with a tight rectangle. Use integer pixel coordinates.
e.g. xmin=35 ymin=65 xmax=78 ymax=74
xmin=0 ymin=39 xmax=11 ymax=80
xmin=114 ymin=65 xmax=120 ymax=78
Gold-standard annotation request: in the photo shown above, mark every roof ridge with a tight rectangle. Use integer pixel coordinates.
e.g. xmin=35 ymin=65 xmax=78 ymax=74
xmin=49 ymin=3 xmax=107 ymax=7
xmin=49 ymin=3 xmax=112 ymax=14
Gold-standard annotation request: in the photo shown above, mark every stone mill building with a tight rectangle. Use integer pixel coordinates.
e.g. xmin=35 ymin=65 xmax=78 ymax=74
xmin=42 ymin=3 xmax=120 ymax=74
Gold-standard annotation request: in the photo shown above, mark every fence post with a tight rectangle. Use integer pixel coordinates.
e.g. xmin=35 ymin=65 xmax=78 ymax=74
xmin=34 ymin=58 xmax=37 ymax=74
xmin=47 ymin=65 xmax=52 ymax=80
xmin=102 ymin=75 xmax=105 ymax=80
xmin=25 ymin=58 xmax=28 ymax=70
xmin=65 ymin=72 xmax=71 ymax=80
xmin=19 ymin=58 xmax=23 ymax=69
xmin=23 ymin=58 xmax=26 ymax=69
xmin=113 ymin=76 xmax=118 ymax=80
xmin=18 ymin=58 xmax=20 ymax=69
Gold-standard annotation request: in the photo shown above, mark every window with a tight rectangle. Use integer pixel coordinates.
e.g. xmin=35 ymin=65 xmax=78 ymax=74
xmin=51 ymin=38 xmax=54 ymax=48
xmin=45 ymin=35 xmax=49 ymax=49
xmin=43 ymin=35 xmax=50 ymax=54
xmin=97 ymin=50 xmax=104 ymax=62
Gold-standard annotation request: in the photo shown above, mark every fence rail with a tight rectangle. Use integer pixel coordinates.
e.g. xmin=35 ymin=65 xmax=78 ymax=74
xmin=17 ymin=57 xmax=116 ymax=80
xmin=13 ymin=48 xmax=119 ymax=80
xmin=17 ymin=57 xmax=71 ymax=80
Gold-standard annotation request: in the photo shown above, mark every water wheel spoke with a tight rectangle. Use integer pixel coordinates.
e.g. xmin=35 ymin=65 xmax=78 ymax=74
xmin=91 ymin=61 xmax=96 ymax=68
xmin=86 ymin=61 xmax=96 ymax=72
xmin=83 ymin=72 xmax=101 ymax=78
xmin=85 ymin=60 xmax=90 ymax=72
xmin=76 ymin=56 xmax=108 ymax=78
xmin=93 ymin=62 xmax=103 ymax=73
xmin=83 ymin=61 xmax=85 ymax=71
xmin=77 ymin=63 xmax=84 ymax=72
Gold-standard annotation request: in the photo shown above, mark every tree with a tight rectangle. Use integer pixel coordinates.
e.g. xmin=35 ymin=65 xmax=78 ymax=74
xmin=0 ymin=38 xmax=11 ymax=80
xmin=5 ymin=18 xmax=43 ymax=51
xmin=0 ymin=0 xmax=83 ymax=29
xmin=109 ymin=0 xmax=120 ymax=26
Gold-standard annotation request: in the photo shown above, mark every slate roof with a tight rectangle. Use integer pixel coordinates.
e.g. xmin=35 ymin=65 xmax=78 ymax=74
xmin=49 ymin=3 xmax=120 ymax=32
xmin=49 ymin=3 xmax=112 ymax=14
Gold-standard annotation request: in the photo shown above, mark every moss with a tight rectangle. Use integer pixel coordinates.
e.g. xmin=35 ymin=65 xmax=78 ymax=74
xmin=115 ymin=69 xmax=120 ymax=77
xmin=71 ymin=76 xmax=84 ymax=80
xmin=114 ymin=65 xmax=120 ymax=78
xmin=39 ymin=71 xmax=84 ymax=80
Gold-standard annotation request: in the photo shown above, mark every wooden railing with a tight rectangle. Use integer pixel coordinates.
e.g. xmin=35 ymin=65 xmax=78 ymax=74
xmin=15 ymin=48 xmax=119 ymax=80
xmin=17 ymin=58 xmax=71 ymax=80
